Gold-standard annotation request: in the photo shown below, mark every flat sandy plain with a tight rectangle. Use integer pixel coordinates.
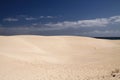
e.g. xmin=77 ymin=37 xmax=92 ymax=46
xmin=0 ymin=35 xmax=120 ymax=80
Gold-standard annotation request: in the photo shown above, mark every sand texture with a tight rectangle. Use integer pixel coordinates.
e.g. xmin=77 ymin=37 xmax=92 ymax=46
xmin=0 ymin=35 xmax=120 ymax=80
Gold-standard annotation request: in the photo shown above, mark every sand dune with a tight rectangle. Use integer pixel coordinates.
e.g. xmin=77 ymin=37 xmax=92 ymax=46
xmin=0 ymin=35 xmax=120 ymax=80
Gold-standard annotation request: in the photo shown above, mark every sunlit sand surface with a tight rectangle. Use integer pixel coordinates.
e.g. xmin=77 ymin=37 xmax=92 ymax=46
xmin=0 ymin=35 xmax=120 ymax=80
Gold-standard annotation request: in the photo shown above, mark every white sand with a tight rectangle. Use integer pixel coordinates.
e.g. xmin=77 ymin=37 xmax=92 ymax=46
xmin=0 ymin=35 xmax=120 ymax=80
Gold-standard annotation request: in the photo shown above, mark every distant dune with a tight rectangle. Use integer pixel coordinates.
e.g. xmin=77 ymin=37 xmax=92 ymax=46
xmin=0 ymin=35 xmax=120 ymax=80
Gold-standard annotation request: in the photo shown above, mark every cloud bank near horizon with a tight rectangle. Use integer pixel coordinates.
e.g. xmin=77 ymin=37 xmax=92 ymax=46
xmin=0 ymin=15 xmax=120 ymax=37
xmin=2 ymin=15 xmax=120 ymax=28
xmin=45 ymin=15 xmax=120 ymax=28
xmin=3 ymin=18 xmax=19 ymax=22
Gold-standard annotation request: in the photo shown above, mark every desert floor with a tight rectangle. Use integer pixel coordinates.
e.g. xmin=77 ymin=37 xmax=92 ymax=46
xmin=0 ymin=35 xmax=120 ymax=80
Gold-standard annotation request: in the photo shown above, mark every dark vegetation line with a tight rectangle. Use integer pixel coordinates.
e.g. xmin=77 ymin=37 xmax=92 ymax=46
xmin=94 ymin=37 xmax=120 ymax=40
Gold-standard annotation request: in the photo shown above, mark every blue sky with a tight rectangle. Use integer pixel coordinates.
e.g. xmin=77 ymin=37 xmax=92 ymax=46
xmin=0 ymin=0 xmax=120 ymax=37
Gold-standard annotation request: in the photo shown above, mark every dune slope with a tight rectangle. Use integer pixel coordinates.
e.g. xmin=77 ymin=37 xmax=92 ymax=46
xmin=0 ymin=35 xmax=120 ymax=80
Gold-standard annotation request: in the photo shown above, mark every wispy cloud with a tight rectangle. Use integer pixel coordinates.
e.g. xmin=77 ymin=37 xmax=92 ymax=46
xmin=25 ymin=17 xmax=37 ymax=20
xmin=40 ymin=16 xmax=56 ymax=19
xmin=39 ymin=16 xmax=44 ymax=18
xmin=46 ymin=16 xmax=55 ymax=18
xmin=3 ymin=18 xmax=19 ymax=22
xmin=3 ymin=15 xmax=58 ymax=22
xmin=32 ymin=23 xmax=38 ymax=26
xmin=86 ymin=30 xmax=120 ymax=34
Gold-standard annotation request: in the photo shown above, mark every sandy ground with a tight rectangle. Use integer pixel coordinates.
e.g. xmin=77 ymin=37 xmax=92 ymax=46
xmin=0 ymin=35 xmax=120 ymax=80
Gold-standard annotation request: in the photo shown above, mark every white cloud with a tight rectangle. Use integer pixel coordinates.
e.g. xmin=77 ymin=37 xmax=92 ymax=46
xmin=3 ymin=18 xmax=19 ymax=22
xmin=40 ymin=16 xmax=44 ymax=18
xmin=32 ymin=23 xmax=38 ymax=26
xmin=109 ymin=16 xmax=120 ymax=23
xmin=76 ymin=18 xmax=109 ymax=27
xmin=44 ymin=15 xmax=120 ymax=28
xmin=46 ymin=16 xmax=55 ymax=18
xmin=25 ymin=17 xmax=37 ymax=20
xmin=114 ymin=19 xmax=120 ymax=23
xmin=89 ymin=30 xmax=120 ymax=34
xmin=44 ymin=19 xmax=109 ymax=29
xmin=40 ymin=16 xmax=56 ymax=19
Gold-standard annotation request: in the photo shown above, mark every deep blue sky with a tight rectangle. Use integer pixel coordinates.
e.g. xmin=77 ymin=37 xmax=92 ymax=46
xmin=0 ymin=0 xmax=120 ymax=36
xmin=0 ymin=0 xmax=120 ymax=19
